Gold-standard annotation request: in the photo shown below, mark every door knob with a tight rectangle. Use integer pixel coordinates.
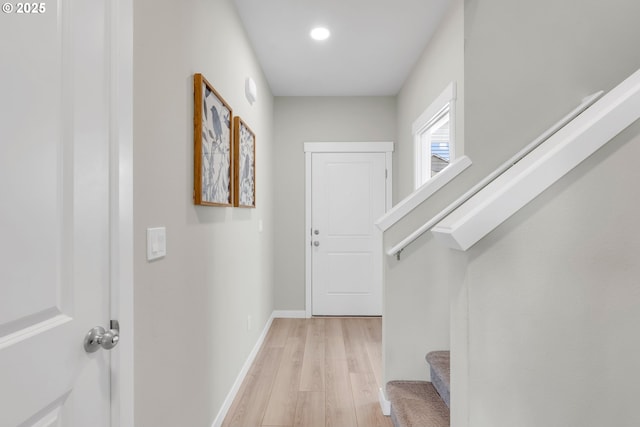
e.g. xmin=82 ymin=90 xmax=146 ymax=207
xmin=314 ymin=241 xmax=320 ymax=247
xmin=84 ymin=320 xmax=120 ymax=353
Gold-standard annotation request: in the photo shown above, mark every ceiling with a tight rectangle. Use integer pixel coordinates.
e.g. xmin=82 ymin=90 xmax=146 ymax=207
xmin=232 ymin=0 xmax=452 ymax=97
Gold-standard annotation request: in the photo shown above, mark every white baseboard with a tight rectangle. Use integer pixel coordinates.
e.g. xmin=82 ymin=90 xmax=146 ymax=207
xmin=272 ymin=310 xmax=307 ymax=318
xmin=210 ymin=312 xmax=275 ymax=427
xmin=379 ymin=387 xmax=391 ymax=416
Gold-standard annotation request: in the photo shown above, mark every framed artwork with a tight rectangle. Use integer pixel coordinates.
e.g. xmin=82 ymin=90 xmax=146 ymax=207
xmin=193 ymin=73 xmax=234 ymax=206
xmin=233 ymin=117 xmax=256 ymax=208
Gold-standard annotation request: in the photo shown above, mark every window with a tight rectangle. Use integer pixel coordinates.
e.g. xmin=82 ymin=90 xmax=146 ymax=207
xmin=413 ymin=83 xmax=456 ymax=189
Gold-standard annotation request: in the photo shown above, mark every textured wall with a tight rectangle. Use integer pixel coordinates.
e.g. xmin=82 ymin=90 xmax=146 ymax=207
xmin=273 ymin=96 xmax=397 ymax=311
xmin=383 ymin=0 xmax=465 ymax=385
xmin=395 ymin=0 xmax=465 ymax=202
xmin=133 ymin=1 xmax=275 ymax=425
xmin=461 ymin=0 xmax=640 ymax=425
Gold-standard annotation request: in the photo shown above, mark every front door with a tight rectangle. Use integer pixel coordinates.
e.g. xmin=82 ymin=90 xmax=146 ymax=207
xmin=1 ymin=1 xmax=115 ymax=425
xmin=310 ymin=151 xmax=388 ymax=316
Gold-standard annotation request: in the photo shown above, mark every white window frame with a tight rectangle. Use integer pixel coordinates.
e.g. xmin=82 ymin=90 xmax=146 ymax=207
xmin=413 ymin=82 xmax=456 ymax=189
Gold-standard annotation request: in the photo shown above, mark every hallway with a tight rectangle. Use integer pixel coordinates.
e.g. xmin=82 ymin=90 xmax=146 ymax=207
xmin=222 ymin=317 xmax=392 ymax=427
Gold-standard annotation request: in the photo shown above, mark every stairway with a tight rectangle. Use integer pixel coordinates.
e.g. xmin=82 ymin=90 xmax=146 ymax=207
xmin=386 ymin=351 xmax=450 ymax=427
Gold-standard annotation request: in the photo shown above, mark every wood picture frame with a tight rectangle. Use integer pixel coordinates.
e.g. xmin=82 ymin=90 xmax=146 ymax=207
xmin=233 ymin=117 xmax=256 ymax=208
xmin=193 ymin=73 xmax=234 ymax=206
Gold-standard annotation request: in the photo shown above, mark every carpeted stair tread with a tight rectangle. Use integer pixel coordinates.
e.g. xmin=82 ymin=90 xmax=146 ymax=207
xmin=386 ymin=381 xmax=450 ymax=427
xmin=426 ymin=351 xmax=450 ymax=408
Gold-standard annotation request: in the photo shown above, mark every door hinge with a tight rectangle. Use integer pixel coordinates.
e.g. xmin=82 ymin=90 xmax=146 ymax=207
xmin=385 ymin=169 xmax=388 ymax=179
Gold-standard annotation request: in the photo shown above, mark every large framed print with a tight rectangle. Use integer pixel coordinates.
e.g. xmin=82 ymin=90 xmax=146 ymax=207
xmin=193 ymin=73 xmax=233 ymax=206
xmin=233 ymin=117 xmax=256 ymax=208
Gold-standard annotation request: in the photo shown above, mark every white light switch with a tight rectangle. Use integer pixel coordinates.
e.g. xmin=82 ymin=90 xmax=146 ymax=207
xmin=147 ymin=227 xmax=167 ymax=261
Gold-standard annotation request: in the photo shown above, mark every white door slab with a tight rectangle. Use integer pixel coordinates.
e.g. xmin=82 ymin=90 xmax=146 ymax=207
xmin=0 ymin=1 xmax=115 ymax=425
xmin=311 ymin=152 xmax=387 ymax=316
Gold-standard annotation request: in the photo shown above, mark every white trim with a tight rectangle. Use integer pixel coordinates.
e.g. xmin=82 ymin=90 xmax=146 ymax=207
xmin=305 ymin=151 xmax=313 ymax=318
xmin=412 ymin=83 xmax=456 ymax=136
xmin=304 ymin=141 xmax=394 ymax=153
xmin=384 ymin=151 xmax=393 ymax=213
xmin=272 ymin=310 xmax=307 ymax=319
xmin=390 ymin=90 xmax=603 ymax=258
xmin=111 ymin=1 xmax=134 ymax=426
xmin=211 ymin=313 xmax=276 ymax=427
xmin=305 ymin=142 xmax=394 ymax=317
xmin=376 ymin=156 xmax=472 ymax=232
xmin=414 ymin=83 xmax=457 ymax=189
xmin=432 ymin=71 xmax=638 ymax=250
xmin=379 ymin=387 xmax=391 ymax=416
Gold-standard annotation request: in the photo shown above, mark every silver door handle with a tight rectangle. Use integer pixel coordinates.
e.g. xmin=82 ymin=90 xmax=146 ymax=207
xmin=84 ymin=320 xmax=120 ymax=353
xmin=313 ymin=241 xmax=320 ymax=247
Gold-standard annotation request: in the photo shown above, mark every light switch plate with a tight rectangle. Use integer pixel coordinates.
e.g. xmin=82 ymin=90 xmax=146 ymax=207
xmin=147 ymin=227 xmax=166 ymax=261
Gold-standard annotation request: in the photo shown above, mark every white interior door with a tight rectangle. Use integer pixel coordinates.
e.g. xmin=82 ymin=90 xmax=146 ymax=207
xmin=0 ymin=1 xmax=115 ymax=425
xmin=311 ymin=152 xmax=387 ymax=316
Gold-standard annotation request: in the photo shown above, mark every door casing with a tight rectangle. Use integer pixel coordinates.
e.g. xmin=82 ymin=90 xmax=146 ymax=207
xmin=304 ymin=142 xmax=393 ymax=318
xmin=110 ymin=1 xmax=134 ymax=426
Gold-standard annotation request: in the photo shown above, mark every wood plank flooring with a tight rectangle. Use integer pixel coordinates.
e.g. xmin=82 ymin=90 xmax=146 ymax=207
xmin=222 ymin=317 xmax=392 ymax=427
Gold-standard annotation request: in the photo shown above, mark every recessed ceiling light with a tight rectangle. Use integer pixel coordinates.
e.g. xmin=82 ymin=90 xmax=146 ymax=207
xmin=310 ymin=27 xmax=331 ymax=41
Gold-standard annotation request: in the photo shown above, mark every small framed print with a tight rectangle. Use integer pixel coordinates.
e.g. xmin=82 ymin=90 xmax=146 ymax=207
xmin=193 ymin=73 xmax=233 ymax=206
xmin=233 ymin=117 xmax=256 ymax=208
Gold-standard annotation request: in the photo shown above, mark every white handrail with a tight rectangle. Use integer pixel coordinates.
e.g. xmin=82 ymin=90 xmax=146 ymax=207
xmin=376 ymin=156 xmax=472 ymax=232
xmin=388 ymin=91 xmax=604 ymax=259
xmin=434 ymin=67 xmax=640 ymax=251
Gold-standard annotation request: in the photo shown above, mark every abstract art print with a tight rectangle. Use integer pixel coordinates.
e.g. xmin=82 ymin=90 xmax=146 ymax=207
xmin=233 ymin=117 xmax=256 ymax=208
xmin=193 ymin=73 xmax=233 ymax=206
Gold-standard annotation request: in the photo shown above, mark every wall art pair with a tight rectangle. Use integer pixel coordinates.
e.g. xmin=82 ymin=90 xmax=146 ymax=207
xmin=193 ymin=73 xmax=256 ymax=208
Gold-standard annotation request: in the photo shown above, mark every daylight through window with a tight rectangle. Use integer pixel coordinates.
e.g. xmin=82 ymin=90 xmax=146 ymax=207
xmin=413 ymin=83 xmax=455 ymax=188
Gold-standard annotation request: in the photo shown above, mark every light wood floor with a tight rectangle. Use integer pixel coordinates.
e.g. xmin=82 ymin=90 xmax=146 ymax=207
xmin=222 ymin=317 xmax=393 ymax=427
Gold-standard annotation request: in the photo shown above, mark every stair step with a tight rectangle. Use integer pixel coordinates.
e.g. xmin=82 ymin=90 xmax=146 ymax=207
xmin=426 ymin=351 xmax=450 ymax=408
xmin=386 ymin=381 xmax=450 ymax=427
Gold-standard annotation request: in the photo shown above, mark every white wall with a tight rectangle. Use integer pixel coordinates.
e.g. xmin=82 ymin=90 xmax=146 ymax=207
xmin=395 ymin=0 xmax=465 ymax=202
xmin=133 ymin=1 xmax=275 ymax=426
xmin=465 ymin=124 xmax=640 ymax=427
xmin=273 ymin=96 xmax=396 ymax=311
xmin=383 ymin=0 xmax=464 ymax=384
xmin=460 ymin=0 xmax=640 ymax=425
